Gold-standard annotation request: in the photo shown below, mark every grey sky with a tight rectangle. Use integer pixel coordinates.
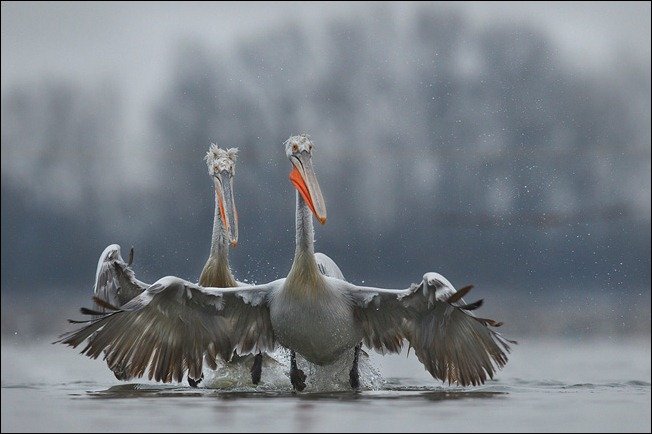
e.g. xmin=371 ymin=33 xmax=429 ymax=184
xmin=3 ymin=2 xmax=650 ymax=82
xmin=2 ymin=1 xmax=650 ymax=132
xmin=1 ymin=1 xmax=650 ymax=298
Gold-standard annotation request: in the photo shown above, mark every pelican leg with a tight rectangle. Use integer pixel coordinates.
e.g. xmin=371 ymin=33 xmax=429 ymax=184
xmin=349 ymin=343 xmax=361 ymax=389
xmin=251 ymin=352 xmax=263 ymax=385
xmin=188 ymin=373 xmax=204 ymax=388
xmin=290 ymin=350 xmax=306 ymax=391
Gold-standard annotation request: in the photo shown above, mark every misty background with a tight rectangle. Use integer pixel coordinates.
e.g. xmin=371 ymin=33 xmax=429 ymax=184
xmin=1 ymin=2 xmax=650 ymax=338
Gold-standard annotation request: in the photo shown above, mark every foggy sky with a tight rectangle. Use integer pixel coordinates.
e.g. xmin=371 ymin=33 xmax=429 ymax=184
xmin=2 ymin=1 xmax=650 ymax=127
xmin=3 ymin=1 xmax=650 ymax=198
xmin=1 ymin=1 xmax=650 ymax=293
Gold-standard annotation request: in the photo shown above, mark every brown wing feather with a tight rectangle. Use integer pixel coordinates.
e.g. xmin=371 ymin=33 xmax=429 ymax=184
xmin=57 ymin=277 xmax=276 ymax=383
xmin=349 ymin=278 xmax=515 ymax=386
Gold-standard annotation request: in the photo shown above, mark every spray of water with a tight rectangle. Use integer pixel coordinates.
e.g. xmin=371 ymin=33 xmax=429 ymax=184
xmin=204 ymin=348 xmax=384 ymax=392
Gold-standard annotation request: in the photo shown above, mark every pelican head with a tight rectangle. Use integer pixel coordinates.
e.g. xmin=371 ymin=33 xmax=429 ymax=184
xmin=205 ymin=144 xmax=239 ymax=247
xmin=285 ymin=134 xmax=327 ymax=225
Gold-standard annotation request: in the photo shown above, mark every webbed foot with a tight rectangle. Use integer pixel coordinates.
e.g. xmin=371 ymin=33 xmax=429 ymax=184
xmin=290 ymin=367 xmax=307 ymax=392
xmin=290 ymin=350 xmax=307 ymax=392
xmin=188 ymin=373 xmax=204 ymax=388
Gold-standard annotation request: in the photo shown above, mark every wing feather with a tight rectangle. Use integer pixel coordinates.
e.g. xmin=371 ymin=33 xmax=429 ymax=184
xmin=344 ymin=273 xmax=514 ymax=386
xmin=93 ymin=244 xmax=149 ymax=311
xmin=56 ymin=276 xmax=280 ymax=383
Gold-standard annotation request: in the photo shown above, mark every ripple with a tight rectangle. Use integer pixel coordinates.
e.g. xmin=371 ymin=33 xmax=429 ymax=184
xmin=85 ymin=384 xmax=508 ymax=402
xmin=501 ymin=379 xmax=651 ymax=392
xmin=6 ymin=377 xmax=649 ymax=399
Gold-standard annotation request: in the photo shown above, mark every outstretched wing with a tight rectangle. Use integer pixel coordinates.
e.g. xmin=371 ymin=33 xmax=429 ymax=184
xmin=225 ymin=280 xmax=280 ymax=356
xmin=57 ymin=276 xmax=282 ymax=383
xmin=341 ymin=273 xmax=515 ymax=386
xmin=93 ymin=244 xmax=148 ymax=310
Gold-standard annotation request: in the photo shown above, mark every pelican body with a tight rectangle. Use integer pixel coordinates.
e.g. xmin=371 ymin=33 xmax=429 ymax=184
xmin=59 ymin=135 xmax=513 ymax=389
xmin=271 ymin=201 xmax=360 ymax=365
xmin=90 ymin=144 xmax=240 ymax=384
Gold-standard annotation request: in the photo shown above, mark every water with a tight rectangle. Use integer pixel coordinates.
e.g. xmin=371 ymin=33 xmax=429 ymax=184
xmin=2 ymin=337 xmax=650 ymax=432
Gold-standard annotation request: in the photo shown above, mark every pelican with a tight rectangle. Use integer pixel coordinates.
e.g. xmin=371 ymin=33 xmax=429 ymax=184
xmin=89 ymin=144 xmax=240 ymax=386
xmin=59 ymin=134 xmax=513 ymax=390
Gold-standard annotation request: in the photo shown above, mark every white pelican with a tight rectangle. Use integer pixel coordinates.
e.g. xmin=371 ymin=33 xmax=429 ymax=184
xmin=198 ymin=144 xmax=346 ymax=386
xmin=59 ymin=134 xmax=513 ymax=389
xmin=89 ymin=145 xmax=240 ymax=385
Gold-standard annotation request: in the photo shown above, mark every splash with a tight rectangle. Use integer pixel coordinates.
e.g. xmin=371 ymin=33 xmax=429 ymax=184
xmin=204 ymin=351 xmax=289 ymax=391
xmin=203 ymin=348 xmax=384 ymax=392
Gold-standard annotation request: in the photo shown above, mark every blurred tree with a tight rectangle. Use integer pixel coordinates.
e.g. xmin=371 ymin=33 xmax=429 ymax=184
xmin=1 ymin=4 xmax=649 ymax=292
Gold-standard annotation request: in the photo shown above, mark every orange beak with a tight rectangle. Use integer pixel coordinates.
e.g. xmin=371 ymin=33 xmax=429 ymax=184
xmin=289 ymin=153 xmax=327 ymax=224
xmin=290 ymin=167 xmax=319 ymax=220
xmin=214 ymin=171 xmax=239 ymax=247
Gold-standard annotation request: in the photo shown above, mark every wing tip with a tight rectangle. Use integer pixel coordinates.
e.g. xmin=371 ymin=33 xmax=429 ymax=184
xmin=446 ymin=284 xmax=474 ymax=304
xmin=91 ymin=296 xmax=120 ymax=312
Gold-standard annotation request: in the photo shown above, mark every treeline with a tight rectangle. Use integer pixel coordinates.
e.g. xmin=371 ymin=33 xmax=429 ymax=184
xmin=2 ymin=5 xmax=650 ymax=292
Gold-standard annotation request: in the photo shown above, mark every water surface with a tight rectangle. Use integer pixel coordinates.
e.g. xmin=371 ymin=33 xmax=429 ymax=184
xmin=2 ymin=338 xmax=650 ymax=432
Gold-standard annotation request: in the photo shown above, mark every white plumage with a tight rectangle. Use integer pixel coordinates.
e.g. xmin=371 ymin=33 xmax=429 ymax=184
xmin=59 ymin=135 xmax=513 ymax=388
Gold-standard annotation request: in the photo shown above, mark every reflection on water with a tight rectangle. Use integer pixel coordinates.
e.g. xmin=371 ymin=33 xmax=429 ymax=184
xmin=87 ymin=381 xmax=508 ymax=401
